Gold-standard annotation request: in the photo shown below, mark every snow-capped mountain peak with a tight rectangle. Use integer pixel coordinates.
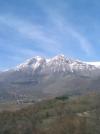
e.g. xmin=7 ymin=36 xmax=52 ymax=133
xmin=52 ymin=54 xmax=65 ymax=60
xmin=17 ymin=56 xmax=46 ymax=70
xmin=51 ymin=54 xmax=72 ymax=62
xmin=16 ymin=55 xmax=99 ymax=75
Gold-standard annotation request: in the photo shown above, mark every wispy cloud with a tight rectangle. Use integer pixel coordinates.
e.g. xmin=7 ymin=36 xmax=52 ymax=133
xmin=0 ymin=14 xmax=62 ymax=55
xmin=0 ymin=2 xmax=95 ymax=59
xmin=42 ymin=10 xmax=94 ymax=56
xmin=66 ymin=27 xmax=94 ymax=56
xmin=0 ymin=11 xmax=95 ymax=57
xmin=36 ymin=1 xmax=95 ymax=56
xmin=0 ymin=0 xmax=99 ymax=70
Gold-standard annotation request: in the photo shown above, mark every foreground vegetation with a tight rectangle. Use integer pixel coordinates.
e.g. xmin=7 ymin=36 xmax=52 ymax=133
xmin=0 ymin=93 xmax=100 ymax=134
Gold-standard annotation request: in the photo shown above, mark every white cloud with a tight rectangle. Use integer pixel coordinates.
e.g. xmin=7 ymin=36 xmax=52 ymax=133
xmin=0 ymin=12 xmax=95 ymax=57
xmin=0 ymin=14 xmax=62 ymax=54
xmin=35 ymin=2 xmax=95 ymax=56
xmin=47 ymin=15 xmax=94 ymax=56
xmin=66 ymin=27 xmax=94 ymax=56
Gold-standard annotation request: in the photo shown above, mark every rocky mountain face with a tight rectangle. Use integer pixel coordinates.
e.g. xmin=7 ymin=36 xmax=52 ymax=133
xmin=0 ymin=55 xmax=100 ymax=101
xmin=16 ymin=55 xmax=98 ymax=74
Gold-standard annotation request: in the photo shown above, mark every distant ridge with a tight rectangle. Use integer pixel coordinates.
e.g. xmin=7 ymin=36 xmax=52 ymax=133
xmin=0 ymin=54 xmax=100 ymax=102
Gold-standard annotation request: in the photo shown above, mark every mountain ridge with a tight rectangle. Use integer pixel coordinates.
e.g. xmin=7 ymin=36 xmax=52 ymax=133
xmin=15 ymin=54 xmax=99 ymax=73
xmin=0 ymin=54 xmax=100 ymax=102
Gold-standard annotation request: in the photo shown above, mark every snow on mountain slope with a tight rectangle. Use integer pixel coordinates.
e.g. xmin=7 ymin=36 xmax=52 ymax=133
xmin=85 ymin=62 xmax=100 ymax=67
xmin=16 ymin=55 xmax=98 ymax=75
xmin=17 ymin=56 xmax=46 ymax=71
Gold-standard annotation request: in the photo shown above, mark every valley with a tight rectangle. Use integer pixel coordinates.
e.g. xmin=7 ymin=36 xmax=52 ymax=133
xmin=0 ymin=92 xmax=100 ymax=134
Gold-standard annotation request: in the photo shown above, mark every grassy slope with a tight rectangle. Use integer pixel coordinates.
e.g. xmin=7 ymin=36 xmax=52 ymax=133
xmin=0 ymin=93 xmax=100 ymax=134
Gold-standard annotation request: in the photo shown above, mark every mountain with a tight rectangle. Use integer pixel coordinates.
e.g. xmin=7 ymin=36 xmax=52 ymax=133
xmin=16 ymin=55 xmax=98 ymax=73
xmin=0 ymin=54 xmax=100 ymax=102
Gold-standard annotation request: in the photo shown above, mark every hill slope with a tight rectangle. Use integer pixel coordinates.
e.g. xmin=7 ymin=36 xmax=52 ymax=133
xmin=0 ymin=93 xmax=100 ymax=134
xmin=0 ymin=55 xmax=100 ymax=101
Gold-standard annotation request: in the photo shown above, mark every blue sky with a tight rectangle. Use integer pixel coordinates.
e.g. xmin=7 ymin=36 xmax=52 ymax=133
xmin=0 ymin=0 xmax=100 ymax=70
